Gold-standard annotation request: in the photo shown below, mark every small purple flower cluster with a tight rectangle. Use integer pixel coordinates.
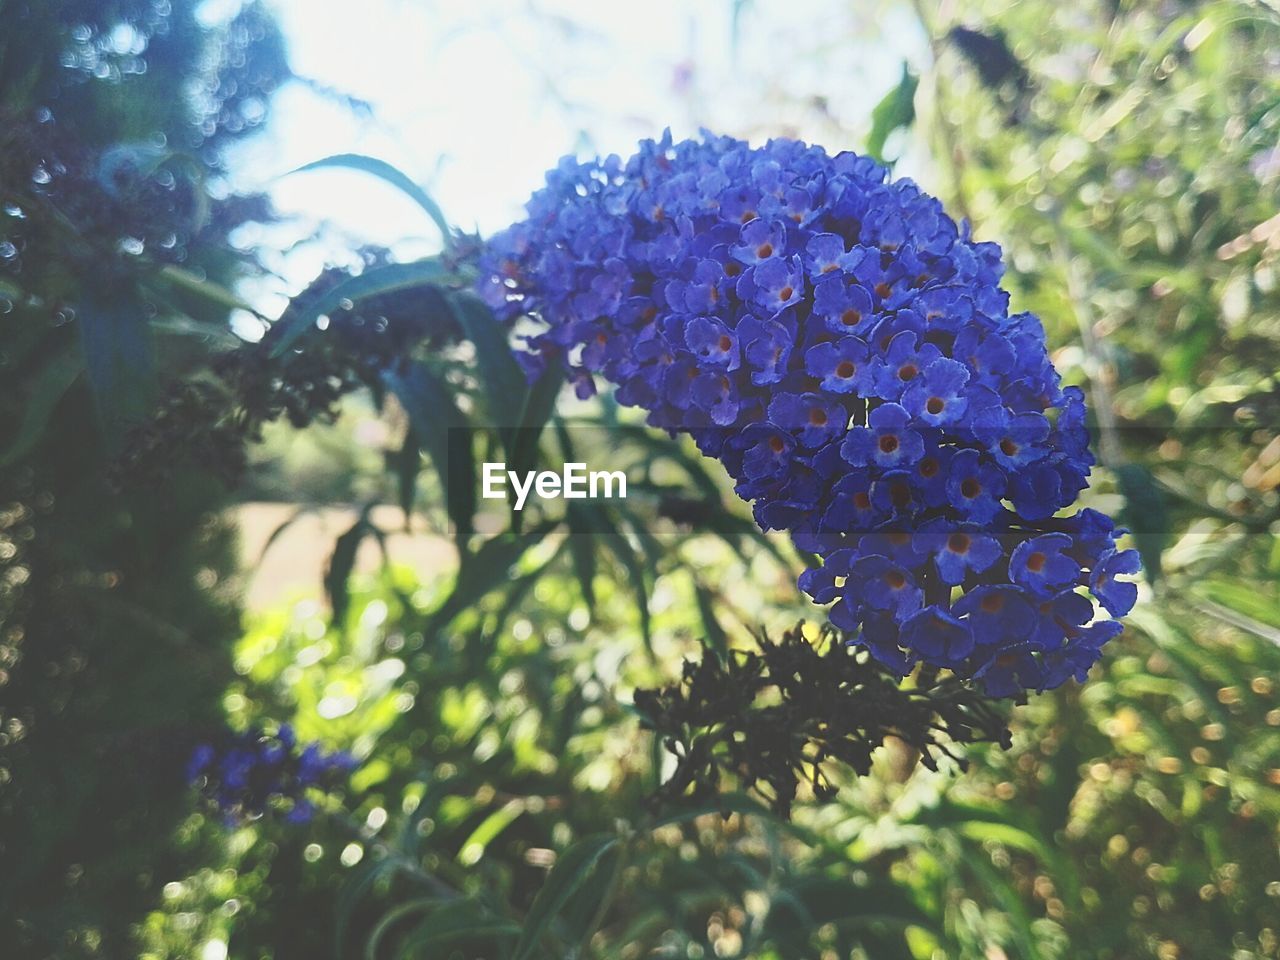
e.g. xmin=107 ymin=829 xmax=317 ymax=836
xmin=479 ymin=131 xmax=1138 ymax=697
xmin=188 ymin=725 xmax=354 ymax=823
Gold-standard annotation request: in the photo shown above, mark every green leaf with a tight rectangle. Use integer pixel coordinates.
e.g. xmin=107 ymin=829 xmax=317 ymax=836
xmin=154 ymin=264 xmax=263 ymax=317
xmin=763 ymin=876 xmax=928 ymax=950
xmin=565 ymin=504 xmax=600 ymax=609
xmin=693 ymin=579 xmax=729 ymax=659
xmin=591 ymin=421 xmax=723 ymax=501
xmin=78 ymin=295 xmax=156 ymax=454
xmin=505 ymin=366 xmax=565 ymax=528
xmin=1115 ymin=463 xmax=1167 ymax=582
xmin=384 ymin=360 xmax=476 ymax=537
xmin=0 ymin=347 xmax=83 ymax=467
xmin=646 ymin=792 xmax=778 ymax=830
xmin=289 ymin=153 xmax=454 ymax=251
xmin=1193 ymin=579 xmax=1280 ymax=632
xmin=703 ymin=509 xmax=793 ymax=571
xmin=363 ymin=897 xmax=445 ymax=960
xmin=512 ymin=834 xmax=619 ymax=960
xmin=268 ymin=259 xmax=453 ymax=358
xmin=335 ymin=858 xmax=401 ymax=955
xmin=392 ymin=428 xmax=421 ymax=527
xmin=965 ymin=853 xmax=1046 ymax=960
xmin=596 ymin=506 xmax=655 ymax=660
xmin=456 ymin=799 xmax=525 ymax=866
xmin=398 ymin=901 xmax=521 ymax=955
xmin=254 ymin=506 xmax=320 ymax=568
xmin=866 ymin=64 xmax=918 ymax=163
xmin=325 ymin=507 xmax=378 ymax=625
xmin=447 ymin=291 xmax=527 ymax=432
xmin=425 ymin=521 xmax=559 ymax=635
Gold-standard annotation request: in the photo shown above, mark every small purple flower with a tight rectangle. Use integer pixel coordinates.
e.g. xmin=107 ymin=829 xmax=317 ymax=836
xmin=871 ymin=470 xmax=921 ymax=519
xmin=971 ymin=406 xmax=1050 ymax=469
xmin=859 ymin=613 xmax=915 ymax=675
xmin=1090 ymin=548 xmax=1141 ymax=617
xmin=812 ymin=276 xmax=876 ymax=335
xmin=768 ymin=391 xmax=847 ymax=448
xmin=731 ymin=218 xmax=787 ymax=265
xmin=902 ymin=357 xmax=970 ymax=426
xmin=1010 ymin=534 xmax=1082 ymax=597
xmin=751 ymin=255 xmax=805 ymax=315
xmin=944 ymin=449 xmax=1007 ymax=525
xmin=917 ymin=522 xmax=1003 ymax=585
xmin=840 ymin=403 xmax=924 ymax=469
xmin=820 ymin=473 xmax=883 ymax=534
xmin=803 ymin=232 xmax=856 ymax=279
xmin=954 ymin=585 xmax=1037 ymax=645
xmin=684 ymin=316 xmax=740 ymax=370
xmin=799 ymin=547 xmax=855 ymax=604
xmin=740 ymin=424 xmax=795 ymax=482
xmin=189 ymin=727 xmax=353 ymax=825
xmin=849 ymin=555 xmax=924 ymax=618
xmin=739 ymin=315 xmax=794 ymax=385
xmin=690 ymin=369 xmax=740 ymax=425
xmin=900 ymin=606 xmax=975 ymax=666
xmin=972 ymin=645 xmax=1042 ymax=697
xmin=805 ymin=337 xmax=871 ymax=394
xmin=872 ymin=331 xmax=943 ymax=401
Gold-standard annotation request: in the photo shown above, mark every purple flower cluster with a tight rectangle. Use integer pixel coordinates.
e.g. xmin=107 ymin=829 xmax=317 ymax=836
xmin=188 ymin=725 xmax=354 ymax=823
xmin=479 ymin=131 xmax=1139 ymax=697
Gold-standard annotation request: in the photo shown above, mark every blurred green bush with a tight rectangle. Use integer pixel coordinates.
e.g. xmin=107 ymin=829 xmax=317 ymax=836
xmin=0 ymin=2 xmax=286 ymax=955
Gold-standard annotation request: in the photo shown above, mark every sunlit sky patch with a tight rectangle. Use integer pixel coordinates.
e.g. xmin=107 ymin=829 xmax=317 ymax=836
xmin=203 ymin=0 xmax=926 ymax=335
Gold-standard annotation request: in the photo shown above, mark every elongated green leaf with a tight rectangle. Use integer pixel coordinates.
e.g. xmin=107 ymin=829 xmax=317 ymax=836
xmin=79 ymin=296 xmax=156 ymax=453
xmin=764 ymin=876 xmax=929 ymax=947
xmin=646 ymin=792 xmax=777 ymax=830
xmin=0 ymin=347 xmax=83 ymax=466
xmin=335 ymin=858 xmax=402 ymax=954
xmin=155 ymin=264 xmax=263 ymax=316
xmin=255 ymin=506 xmax=320 ymax=567
xmin=456 ymin=799 xmax=525 ymax=866
xmin=1115 ymin=463 xmax=1167 ymax=582
xmin=512 ymin=834 xmax=619 ymax=960
xmin=965 ymin=853 xmax=1045 ymax=960
xmin=290 ymin=153 xmax=454 ymax=251
xmin=399 ymin=901 xmax=521 ymax=955
xmin=392 ymin=428 xmax=421 ymax=527
xmin=509 ymin=365 xmax=564 ymax=467
xmin=268 ymin=259 xmax=453 ymax=358
xmin=704 ymin=509 xmax=793 ymax=571
xmin=693 ymin=579 xmax=729 ymax=659
xmin=364 ymin=897 xmax=446 ymax=960
xmin=426 ymin=521 xmax=559 ymax=635
xmin=506 ymin=366 xmax=565 ymax=529
xmin=448 ymin=291 xmax=527 ymax=430
xmin=1200 ymin=579 xmax=1280 ymax=628
xmin=566 ymin=505 xmax=600 ymax=609
xmin=866 ymin=64 xmax=918 ymax=163
xmin=325 ymin=507 xmax=377 ymax=625
xmin=590 ymin=421 xmax=723 ymax=501
xmin=384 ymin=360 xmax=475 ymax=536
xmin=596 ymin=505 xmax=654 ymax=660
xmin=489 ymin=543 xmax=566 ymax=641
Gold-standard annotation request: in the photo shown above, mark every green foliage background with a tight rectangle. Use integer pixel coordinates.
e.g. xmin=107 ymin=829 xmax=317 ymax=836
xmin=2 ymin=1 xmax=1278 ymax=959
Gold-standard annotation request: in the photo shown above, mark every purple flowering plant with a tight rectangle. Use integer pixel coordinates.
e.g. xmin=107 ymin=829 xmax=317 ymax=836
xmin=479 ymin=131 xmax=1139 ymax=698
xmin=188 ymin=725 xmax=354 ymax=824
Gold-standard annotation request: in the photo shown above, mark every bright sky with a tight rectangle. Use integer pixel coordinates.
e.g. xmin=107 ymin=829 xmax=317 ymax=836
xmin=212 ymin=0 xmax=927 ymax=332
